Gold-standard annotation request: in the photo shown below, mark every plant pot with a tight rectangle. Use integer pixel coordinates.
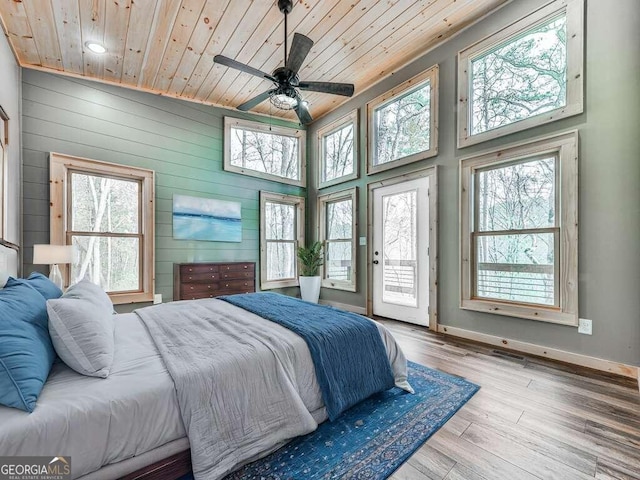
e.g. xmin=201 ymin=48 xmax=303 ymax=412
xmin=299 ymin=276 xmax=321 ymax=303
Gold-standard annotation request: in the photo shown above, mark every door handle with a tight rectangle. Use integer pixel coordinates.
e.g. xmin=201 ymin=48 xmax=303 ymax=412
xmin=372 ymin=260 xmax=379 ymax=264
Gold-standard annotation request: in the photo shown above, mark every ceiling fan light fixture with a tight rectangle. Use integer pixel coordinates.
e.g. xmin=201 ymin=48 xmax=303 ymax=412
xmin=85 ymin=42 xmax=107 ymax=54
xmin=269 ymin=90 xmax=299 ymax=110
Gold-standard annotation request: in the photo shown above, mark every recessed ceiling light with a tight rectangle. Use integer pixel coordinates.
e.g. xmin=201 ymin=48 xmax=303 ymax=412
xmin=85 ymin=42 xmax=106 ymax=54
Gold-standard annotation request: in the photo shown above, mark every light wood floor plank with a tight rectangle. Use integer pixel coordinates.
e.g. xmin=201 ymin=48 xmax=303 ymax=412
xmin=376 ymin=319 xmax=640 ymax=480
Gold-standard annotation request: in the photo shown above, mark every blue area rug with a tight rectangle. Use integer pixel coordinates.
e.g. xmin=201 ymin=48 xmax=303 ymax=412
xmin=181 ymin=361 xmax=479 ymax=480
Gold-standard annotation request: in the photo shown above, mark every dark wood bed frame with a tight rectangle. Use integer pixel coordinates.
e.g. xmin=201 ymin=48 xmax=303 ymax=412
xmin=119 ymin=450 xmax=191 ymax=480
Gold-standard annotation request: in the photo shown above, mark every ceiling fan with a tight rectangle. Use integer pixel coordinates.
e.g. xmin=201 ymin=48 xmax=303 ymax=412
xmin=213 ymin=0 xmax=355 ymax=125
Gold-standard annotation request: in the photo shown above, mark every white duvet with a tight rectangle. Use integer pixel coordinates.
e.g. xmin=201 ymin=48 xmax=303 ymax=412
xmin=136 ymin=299 xmax=412 ymax=480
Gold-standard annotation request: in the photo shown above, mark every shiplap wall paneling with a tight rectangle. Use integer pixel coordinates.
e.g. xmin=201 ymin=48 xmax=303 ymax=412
xmin=21 ymin=69 xmax=303 ymax=308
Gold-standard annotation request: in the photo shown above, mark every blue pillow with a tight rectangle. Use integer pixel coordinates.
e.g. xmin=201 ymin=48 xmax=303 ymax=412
xmin=0 ymin=278 xmax=56 ymax=412
xmin=21 ymin=272 xmax=63 ymax=300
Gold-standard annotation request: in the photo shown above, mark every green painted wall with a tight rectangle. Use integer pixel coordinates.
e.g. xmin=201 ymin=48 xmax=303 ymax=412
xmin=307 ymin=0 xmax=640 ymax=366
xmin=21 ymin=69 xmax=304 ymax=308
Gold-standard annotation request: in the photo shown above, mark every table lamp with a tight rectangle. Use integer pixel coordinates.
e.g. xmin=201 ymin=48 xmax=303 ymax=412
xmin=33 ymin=244 xmax=74 ymax=290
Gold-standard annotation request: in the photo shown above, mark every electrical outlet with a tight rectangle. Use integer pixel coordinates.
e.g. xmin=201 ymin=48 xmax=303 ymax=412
xmin=578 ymin=318 xmax=592 ymax=335
xmin=153 ymin=294 xmax=162 ymax=305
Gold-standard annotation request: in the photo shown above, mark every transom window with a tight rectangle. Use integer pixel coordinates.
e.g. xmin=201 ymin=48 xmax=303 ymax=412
xmin=318 ymin=110 xmax=358 ymax=188
xmin=458 ymin=0 xmax=584 ymax=147
xmin=460 ymin=131 xmax=578 ymax=325
xmin=225 ymin=117 xmax=306 ymax=187
xmin=260 ymin=191 xmax=305 ymax=289
xmin=367 ymin=66 xmax=439 ymax=174
xmin=50 ymin=153 xmax=155 ymax=304
xmin=318 ymin=188 xmax=357 ymax=292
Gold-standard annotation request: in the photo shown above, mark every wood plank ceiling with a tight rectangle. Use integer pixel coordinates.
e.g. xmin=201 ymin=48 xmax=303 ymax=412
xmin=0 ymin=0 xmax=508 ymax=123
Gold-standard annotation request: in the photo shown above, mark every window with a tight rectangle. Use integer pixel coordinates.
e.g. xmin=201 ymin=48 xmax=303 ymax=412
xmin=457 ymin=0 xmax=584 ymax=147
xmin=460 ymin=131 xmax=578 ymax=325
xmin=224 ymin=117 xmax=306 ymax=187
xmin=260 ymin=191 xmax=305 ymax=290
xmin=50 ymin=153 xmax=155 ymax=304
xmin=367 ymin=66 xmax=438 ymax=174
xmin=318 ymin=110 xmax=358 ymax=188
xmin=318 ymin=188 xmax=357 ymax=291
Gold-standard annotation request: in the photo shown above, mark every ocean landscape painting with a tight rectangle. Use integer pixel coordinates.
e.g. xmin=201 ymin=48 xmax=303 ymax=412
xmin=173 ymin=194 xmax=242 ymax=242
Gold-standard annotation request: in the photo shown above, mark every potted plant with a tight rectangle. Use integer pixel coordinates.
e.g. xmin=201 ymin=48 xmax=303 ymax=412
xmin=297 ymin=241 xmax=324 ymax=303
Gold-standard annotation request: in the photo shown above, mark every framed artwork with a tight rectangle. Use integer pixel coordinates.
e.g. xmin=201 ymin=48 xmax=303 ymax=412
xmin=173 ymin=194 xmax=242 ymax=242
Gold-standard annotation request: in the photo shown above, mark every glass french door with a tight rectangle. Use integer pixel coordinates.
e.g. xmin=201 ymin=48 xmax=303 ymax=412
xmin=372 ymin=177 xmax=429 ymax=325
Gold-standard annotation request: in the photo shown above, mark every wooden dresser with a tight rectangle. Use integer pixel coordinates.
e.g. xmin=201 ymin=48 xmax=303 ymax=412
xmin=173 ymin=262 xmax=256 ymax=301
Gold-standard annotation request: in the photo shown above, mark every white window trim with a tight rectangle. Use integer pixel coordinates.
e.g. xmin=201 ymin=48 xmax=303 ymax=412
xmin=318 ymin=187 xmax=357 ymax=292
xmin=367 ymin=65 xmax=439 ymax=175
xmin=457 ymin=0 xmax=584 ymax=148
xmin=259 ymin=191 xmax=305 ymax=290
xmin=317 ymin=110 xmax=359 ymax=189
xmin=459 ymin=130 xmax=578 ymax=325
xmin=224 ymin=117 xmax=306 ymax=187
xmin=49 ymin=152 xmax=155 ymax=304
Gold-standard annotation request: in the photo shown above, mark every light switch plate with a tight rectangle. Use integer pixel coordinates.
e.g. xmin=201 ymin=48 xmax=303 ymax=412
xmin=359 ymin=236 xmax=367 ymax=246
xmin=153 ymin=293 xmax=163 ymax=304
xmin=578 ymin=318 xmax=592 ymax=335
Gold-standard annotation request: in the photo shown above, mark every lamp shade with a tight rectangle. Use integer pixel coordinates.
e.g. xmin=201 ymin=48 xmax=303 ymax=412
xmin=33 ymin=244 xmax=74 ymax=265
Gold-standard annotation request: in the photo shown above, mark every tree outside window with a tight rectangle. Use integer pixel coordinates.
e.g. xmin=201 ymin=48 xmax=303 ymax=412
xmin=318 ymin=110 xmax=358 ymax=188
xmin=367 ymin=66 xmax=438 ymax=174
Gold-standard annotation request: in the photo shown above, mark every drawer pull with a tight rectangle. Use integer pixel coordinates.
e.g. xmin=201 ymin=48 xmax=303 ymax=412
xmin=208 ymin=285 xmax=211 ymax=289
xmin=188 ymin=268 xmax=193 ymax=272
xmin=244 ymin=265 xmax=247 ymax=269
xmin=225 ymin=283 xmax=229 ymax=287
xmin=190 ymin=286 xmax=194 ymax=290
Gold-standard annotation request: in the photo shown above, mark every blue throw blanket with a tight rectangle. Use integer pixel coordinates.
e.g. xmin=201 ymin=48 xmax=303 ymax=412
xmin=219 ymin=293 xmax=395 ymax=421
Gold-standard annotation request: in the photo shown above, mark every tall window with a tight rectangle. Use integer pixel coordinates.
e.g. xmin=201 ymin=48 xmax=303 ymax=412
xmin=318 ymin=188 xmax=357 ymax=292
xmin=367 ymin=66 xmax=438 ymax=174
xmin=50 ymin=153 xmax=155 ymax=304
xmin=225 ymin=117 xmax=306 ymax=187
xmin=458 ymin=0 xmax=584 ymax=147
xmin=0 ymin=106 xmax=8 ymax=241
xmin=460 ymin=131 xmax=578 ymax=325
xmin=260 ymin=191 xmax=305 ymax=290
xmin=318 ymin=110 xmax=358 ymax=188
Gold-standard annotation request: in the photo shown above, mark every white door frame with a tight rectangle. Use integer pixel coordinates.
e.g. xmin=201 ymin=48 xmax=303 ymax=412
xmin=366 ymin=166 xmax=438 ymax=330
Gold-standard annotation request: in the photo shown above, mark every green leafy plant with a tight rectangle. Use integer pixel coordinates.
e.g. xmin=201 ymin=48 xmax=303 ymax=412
xmin=297 ymin=241 xmax=324 ymax=277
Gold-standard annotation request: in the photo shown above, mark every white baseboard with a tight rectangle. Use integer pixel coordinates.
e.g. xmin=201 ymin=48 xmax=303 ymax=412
xmin=437 ymin=324 xmax=639 ymax=380
xmin=319 ymin=299 xmax=366 ymax=315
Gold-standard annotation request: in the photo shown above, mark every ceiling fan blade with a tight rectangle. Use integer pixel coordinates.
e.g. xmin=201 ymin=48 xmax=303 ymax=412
xmin=237 ymin=90 xmax=275 ymax=111
xmin=294 ymin=101 xmax=313 ymax=125
xmin=214 ymin=55 xmax=276 ymax=82
xmin=298 ymin=81 xmax=354 ymax=97
xmin=287 ymin=33 xmax=314 ymax=75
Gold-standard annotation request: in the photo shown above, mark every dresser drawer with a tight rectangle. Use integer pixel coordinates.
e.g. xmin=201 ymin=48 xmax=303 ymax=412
xmin=185 ymin=292 xmax=218 ymax=300
xmin=219 ymin=263 xmax=255 ymax=273
xmin=180 ymin=264 xmax=219 ymax=274
xmin=220 ymin=270 xmax=254 ymax=280
xmin=180 ymin=283 xmax=219 ymax=297
xmin=181 ymin=272 xmax=219 ymax=283
xmin=218 ymin=279 xmax=254 ymax=291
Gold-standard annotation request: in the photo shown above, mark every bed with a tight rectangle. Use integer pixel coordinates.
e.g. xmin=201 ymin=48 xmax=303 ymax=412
xmin=0 ymin=284 xmax=412 ymax=480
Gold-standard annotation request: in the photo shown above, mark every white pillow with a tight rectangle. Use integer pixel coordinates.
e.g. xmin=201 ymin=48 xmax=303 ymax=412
xmin=46 ymin=281 xmax=115 ymax=378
